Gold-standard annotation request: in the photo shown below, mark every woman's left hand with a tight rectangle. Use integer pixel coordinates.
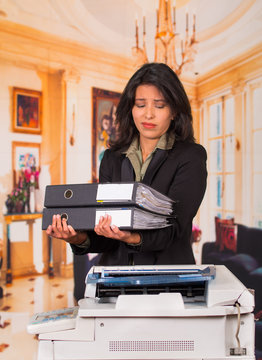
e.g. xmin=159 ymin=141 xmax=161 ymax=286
xmin=94 ymin=214 xmax=141 ymax=245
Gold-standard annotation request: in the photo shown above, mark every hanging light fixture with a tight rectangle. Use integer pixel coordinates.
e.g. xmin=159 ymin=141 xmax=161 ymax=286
xmin=132 ymin=0 xmax=197 ymax=76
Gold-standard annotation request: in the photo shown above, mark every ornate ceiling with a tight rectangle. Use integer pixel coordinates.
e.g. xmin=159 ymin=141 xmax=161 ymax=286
xmin=0 ymin=0 xmax=262 ymax=77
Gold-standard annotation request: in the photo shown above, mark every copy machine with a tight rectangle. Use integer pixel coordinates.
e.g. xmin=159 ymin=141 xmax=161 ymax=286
xmin=31 ymin=265 xmax=255 ymax=360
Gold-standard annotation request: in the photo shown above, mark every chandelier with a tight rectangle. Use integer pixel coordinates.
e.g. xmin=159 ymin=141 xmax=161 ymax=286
xmin=132 ymin=0 xmax=197 ymax=76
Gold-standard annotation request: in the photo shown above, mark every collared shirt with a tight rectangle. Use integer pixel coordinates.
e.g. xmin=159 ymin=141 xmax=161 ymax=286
xmin=124 ymin=133 xmax=175 ymax=181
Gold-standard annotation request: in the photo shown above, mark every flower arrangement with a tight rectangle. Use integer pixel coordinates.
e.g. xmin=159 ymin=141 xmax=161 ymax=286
xmin=5 ymin=166 xmax=40 ymax=214
xmin=5 ymin=188 xmax=27 ymax=213
xmin=9 ymin=187 xmax=27 ymax=203
xmin=18 ymin=167 xmax=39 ymax=189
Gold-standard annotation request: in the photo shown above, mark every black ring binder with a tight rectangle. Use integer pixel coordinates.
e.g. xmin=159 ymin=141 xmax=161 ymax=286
xmin=61 ymin=213 xmax=68 ymax=222
xmin=64 ymin=189 xmax=73 ymax=199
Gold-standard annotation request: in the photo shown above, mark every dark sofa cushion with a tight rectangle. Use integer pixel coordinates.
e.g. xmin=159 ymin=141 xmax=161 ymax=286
xmin=250 ymin=267 xmax=262 ymax=312
xmin=201 ymin=242 xmax=218 ymax=264
xmin=237 ymin=224 xmax=262 ymax=265
xmin=204 ymin=252 xmax=234 ymax=265
xmin=255 ymin=320 xmax=262 ymax=353
xmin=250 ymin=267 xmax=262 ymax=279
xmin=224 ymin=253 xmax=259 ymax=287
xmin=201 ymin=241 xmax=235 ymax=264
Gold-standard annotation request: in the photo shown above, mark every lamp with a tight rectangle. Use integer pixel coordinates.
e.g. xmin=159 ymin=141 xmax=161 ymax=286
xmin=132 ymin=0 xmax=197 ymax=76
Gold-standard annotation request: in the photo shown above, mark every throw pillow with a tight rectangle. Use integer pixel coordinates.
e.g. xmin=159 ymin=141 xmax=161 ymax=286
xmin=215 ymin=216 xmax=235 ymax=251
xmin=220 ymin=223 xmax=238 ymax=252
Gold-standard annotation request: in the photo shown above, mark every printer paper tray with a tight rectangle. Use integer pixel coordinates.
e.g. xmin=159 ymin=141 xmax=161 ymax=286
xmin=87 ymin=266 xmax=216 ymax=301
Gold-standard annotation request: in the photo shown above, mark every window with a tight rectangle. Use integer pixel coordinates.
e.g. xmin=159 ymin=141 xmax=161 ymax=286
xmin=203 ymin=80 xmax=262 ymax=238
xmin=208 ymin=96 xmax=235 ymax=221
xmin=251 ymin=85 xmax=262 ymax=228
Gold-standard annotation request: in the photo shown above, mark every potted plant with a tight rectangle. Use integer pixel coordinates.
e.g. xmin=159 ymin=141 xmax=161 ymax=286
xmin=5 ymin=187 xmax=27 ymax=213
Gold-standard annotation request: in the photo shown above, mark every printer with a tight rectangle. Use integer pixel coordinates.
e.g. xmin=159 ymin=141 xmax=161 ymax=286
xmin=33 ymin=265 xmax=255 ymax=360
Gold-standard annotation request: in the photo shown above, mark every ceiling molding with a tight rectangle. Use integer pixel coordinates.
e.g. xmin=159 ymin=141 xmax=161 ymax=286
xmin=0 ymin=19 xmax=134 ymax=79
xmin=197 ymin=43 xmax=262 ymax=84
xmin=197 ymin=0 xmax=256 ymax=42
xmin=196 ymin=43 xmax=262 ymax=98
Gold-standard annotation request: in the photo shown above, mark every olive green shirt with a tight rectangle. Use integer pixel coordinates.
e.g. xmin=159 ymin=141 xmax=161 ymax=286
xmin=125 ymin=133 xmax=175 ymax=181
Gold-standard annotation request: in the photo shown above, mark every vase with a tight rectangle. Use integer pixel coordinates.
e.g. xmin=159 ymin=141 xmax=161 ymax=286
xmin=29 ymin=186 xmax=35 ymax=213
xmin=5 ymin=198 xmax=14 ymax=214
xmin=34 ymin=188 xmax=43 ymax=212
xmin=15 ymin=200 xmax=24 ymax=213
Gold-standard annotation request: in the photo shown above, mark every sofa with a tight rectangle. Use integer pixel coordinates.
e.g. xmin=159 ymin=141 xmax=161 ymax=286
xmin=201 ymin=223 xmax=262 ymax=358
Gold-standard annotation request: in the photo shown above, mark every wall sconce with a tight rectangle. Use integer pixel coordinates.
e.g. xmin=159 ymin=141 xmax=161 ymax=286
xmin=69 ymin=104 xmax=75 ymax=146
xmin=236 ymin=138 xmax=241 ymax=151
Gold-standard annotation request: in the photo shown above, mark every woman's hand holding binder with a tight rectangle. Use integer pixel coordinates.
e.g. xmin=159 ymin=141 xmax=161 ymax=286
xmin=94 ymin=214 xmax=141 ymax=245
xmin=46 ymin=213 xmax=141 ymax=246
xmin=46 ymin=214 xmax=87 ymax=245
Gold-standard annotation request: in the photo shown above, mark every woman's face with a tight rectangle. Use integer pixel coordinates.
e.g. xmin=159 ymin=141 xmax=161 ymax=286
xmin=132 ymin=84 xmax=173 ymax=143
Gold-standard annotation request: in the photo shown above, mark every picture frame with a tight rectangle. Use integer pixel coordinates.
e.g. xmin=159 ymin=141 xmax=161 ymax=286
xmin=12 ymin=141 xmax=41 ymax=187
xmin=92 ymin=87 xmax=121 ymax=182
xmin=13 ymin=87 xmax=42 ymax=134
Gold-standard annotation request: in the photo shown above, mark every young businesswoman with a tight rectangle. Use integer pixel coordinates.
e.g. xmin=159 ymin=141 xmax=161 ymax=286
xmin=46 ymin=62 xmax=207 ymax=266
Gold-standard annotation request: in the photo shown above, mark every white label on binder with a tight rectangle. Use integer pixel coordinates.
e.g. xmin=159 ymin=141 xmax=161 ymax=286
xmin=95 ymin=209 xmax=132 ymax=227
xmin=97 ymin=184 xmax=133 ymax=201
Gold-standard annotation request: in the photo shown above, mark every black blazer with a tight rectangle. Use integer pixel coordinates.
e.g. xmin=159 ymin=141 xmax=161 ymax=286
xmin=71 ymin=141 xmax=207 ymax=266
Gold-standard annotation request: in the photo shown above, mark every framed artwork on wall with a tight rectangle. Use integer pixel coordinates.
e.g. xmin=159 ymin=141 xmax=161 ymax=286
xmin=92 ymin=87 xmax=121 ymax=182
xmin=12 ymin=141 xmax=41 ymax=187
xmin=13 ymin=87 xmax=42 ymax=134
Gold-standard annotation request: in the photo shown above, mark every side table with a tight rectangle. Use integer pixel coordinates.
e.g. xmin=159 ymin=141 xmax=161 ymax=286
xmin=4 ymin=212 xmax=43 ymax=285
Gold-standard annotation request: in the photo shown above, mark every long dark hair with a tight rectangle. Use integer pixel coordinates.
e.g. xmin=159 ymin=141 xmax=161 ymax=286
xmin=109 ymin=62 xmax=195 ymax=151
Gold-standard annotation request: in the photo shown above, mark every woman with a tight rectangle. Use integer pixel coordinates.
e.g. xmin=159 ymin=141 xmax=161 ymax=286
xmin=47 ymin=62 xmax=207 ymax=266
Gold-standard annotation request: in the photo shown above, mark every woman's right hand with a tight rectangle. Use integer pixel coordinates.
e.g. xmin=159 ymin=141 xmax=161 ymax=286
xmin=46 ymin=214 xmax=87 ymax=245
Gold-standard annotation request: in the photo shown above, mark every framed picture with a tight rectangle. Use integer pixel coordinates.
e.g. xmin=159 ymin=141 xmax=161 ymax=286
xmin=92 ymin=87 xmax=121 ymax=182
xmin=13 ymin=87 xmax=42 ymax=134
xmin=12 ymin=141 xmax=41 ymax=187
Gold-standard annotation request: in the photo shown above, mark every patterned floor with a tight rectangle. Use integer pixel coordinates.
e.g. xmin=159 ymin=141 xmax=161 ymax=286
xmin=0 ymin=274 xmax=74 ymax=360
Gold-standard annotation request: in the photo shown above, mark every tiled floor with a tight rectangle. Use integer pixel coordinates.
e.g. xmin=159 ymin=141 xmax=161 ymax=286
xmin=0 ymin=274 xmax=75 ymax=360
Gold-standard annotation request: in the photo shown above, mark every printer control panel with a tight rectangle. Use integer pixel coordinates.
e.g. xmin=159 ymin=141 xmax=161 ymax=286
xmin=27 ymin=306 xmax=78 ymax=334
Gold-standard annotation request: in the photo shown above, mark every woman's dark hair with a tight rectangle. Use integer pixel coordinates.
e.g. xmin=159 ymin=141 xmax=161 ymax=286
xmin=109 ymin=62 xmax=195 ymax=151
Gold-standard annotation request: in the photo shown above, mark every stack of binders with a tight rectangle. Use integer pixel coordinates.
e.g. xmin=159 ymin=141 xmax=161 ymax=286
xmin=42 ymin=182 xmax=177 ymax=230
